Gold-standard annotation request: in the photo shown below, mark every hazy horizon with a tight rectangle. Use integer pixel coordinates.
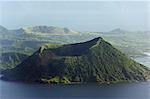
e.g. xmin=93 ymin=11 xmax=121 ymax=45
xmin=0 ymin=1 xmax=150 ymax=32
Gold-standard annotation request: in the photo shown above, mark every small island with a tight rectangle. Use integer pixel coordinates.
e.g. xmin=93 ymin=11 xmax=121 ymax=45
xmin=1 ymin=37 xmax=150 ymax=84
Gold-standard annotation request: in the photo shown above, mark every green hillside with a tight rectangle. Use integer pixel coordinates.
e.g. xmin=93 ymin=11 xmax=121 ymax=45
xmin=1 ymin=25 xmax=149 ymax=58
xmin=1 ymin=37 xmax=150 ymax=84
xmin=0 ymin=52 xmax=28 ymax=70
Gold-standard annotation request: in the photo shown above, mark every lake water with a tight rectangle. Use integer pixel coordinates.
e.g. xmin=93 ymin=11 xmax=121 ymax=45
xmin=0 ymin=55 xmax=150 ymax=99
xmin=134 ymin=56 xmax=150 ymax=68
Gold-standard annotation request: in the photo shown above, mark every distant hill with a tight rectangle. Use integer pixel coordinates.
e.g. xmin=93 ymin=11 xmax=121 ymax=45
xmin=23 ymin=26 xmax=79 ymax=35
xmin=0 ymin=25 xmax=96 ymax=54
xmin=0 ymin=25 xmax=9 ymax=34
xmin=109 ymin=28 xmax=130 ymax=33
xmin=0 ymin=25 xmax=78 ymax=35
xmin=1 ymin=37 xmax=150 ymax=84
xmin=99 ymin=28 xmax=150 ymax=57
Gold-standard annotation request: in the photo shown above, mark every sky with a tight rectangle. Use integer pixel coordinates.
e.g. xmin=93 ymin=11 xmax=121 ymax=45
xmin=0 ymin=1 xmax=150 ymax=32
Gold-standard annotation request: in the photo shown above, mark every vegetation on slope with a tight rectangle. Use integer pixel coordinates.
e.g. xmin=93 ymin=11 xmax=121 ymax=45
xmin=0 ymin=52 xmax=28 ymax=70
xmin=1 ymin=37 xmax=150 ymax=84
xmin=1 ymin=25 xmax=149 ymax=59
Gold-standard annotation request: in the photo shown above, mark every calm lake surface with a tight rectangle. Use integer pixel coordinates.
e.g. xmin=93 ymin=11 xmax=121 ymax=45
xmin=0 ymin=55 xmax=150 ymax=99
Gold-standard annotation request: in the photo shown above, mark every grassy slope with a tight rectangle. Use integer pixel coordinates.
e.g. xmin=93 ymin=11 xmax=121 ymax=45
xmin=1 ymin=37 xmax=150 ymax=84
xmin=0 ymin=52 xmax=28 ymax=70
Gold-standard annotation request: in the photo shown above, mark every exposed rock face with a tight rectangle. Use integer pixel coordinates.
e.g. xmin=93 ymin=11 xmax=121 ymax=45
xmin=1 ymin=37 xmax=150 ymax=84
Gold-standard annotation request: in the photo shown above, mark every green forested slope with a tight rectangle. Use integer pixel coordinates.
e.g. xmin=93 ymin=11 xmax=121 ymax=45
xmin=0 ymin=52 xmax=28 ymax=70
xmin=1 ymin=37 xmax=150 ymax=84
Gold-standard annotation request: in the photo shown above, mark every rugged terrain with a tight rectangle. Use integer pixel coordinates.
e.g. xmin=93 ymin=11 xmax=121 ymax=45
xmin=1 ymin=37 xmax=150 ymax=84
xmin=0 ymin=25 xmax=150 ymax=70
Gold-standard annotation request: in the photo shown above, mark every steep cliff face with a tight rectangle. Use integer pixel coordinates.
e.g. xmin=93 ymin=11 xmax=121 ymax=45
xmin=1 ymin=37 xmax=150 ymax=84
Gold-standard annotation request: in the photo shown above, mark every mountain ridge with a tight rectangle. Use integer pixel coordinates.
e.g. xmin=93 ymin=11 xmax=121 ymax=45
xmin=22 ymin=26 xmax=79 ymax=34
xmin=109 ymin=28 xmax=130 ymax=33
xmin=1 ymin=37 xmax=150 ymax=84
xmin=0 ymin=25 xmax=79 ymax=35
